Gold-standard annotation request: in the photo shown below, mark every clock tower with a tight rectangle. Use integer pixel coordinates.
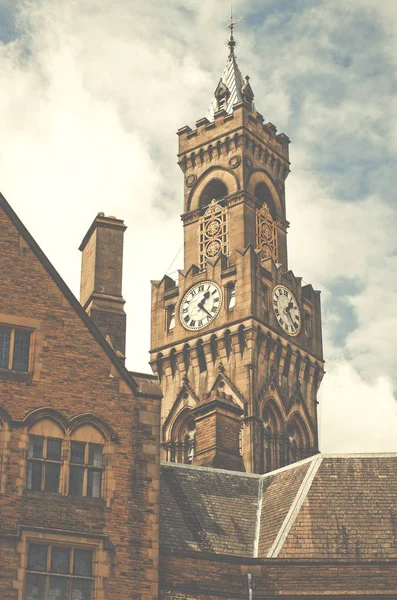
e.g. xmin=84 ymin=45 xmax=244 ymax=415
xmin=150 ymin=25 xmax=324 ymax=474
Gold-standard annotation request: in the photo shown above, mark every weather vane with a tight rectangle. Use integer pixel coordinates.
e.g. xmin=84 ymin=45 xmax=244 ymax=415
xmin=227 ymin=5 xmax=243 ymax=56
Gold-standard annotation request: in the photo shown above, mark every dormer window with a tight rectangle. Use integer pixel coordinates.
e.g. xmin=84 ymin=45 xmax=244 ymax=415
xmin=0 ymin=326 xmax=31 ymax=372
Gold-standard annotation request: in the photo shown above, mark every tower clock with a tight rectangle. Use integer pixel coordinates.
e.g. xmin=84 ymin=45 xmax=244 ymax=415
xmin=150 ymin=26 xmax=324 ymax=474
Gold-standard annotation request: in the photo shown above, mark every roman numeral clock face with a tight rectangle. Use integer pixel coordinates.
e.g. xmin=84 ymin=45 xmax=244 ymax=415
xmin=180 ymin=281 xmax=222 ymax=331
xmin=272 ymin=285 xmax=301 ymax=336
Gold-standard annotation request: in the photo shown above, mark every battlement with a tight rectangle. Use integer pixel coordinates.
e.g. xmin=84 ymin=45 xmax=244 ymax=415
xmin=177 ymin=102 xmax=290 ymax=165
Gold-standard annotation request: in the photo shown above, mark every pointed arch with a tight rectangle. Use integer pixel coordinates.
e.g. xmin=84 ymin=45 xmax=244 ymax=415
xmin=210 ymin=334 xmax=218 ymax=363
xmin=187 ymin=167 xmax=239 ymax=212
xmin=183 ymin=344 xmax=190 ymax=373
xmin=170 ymin=348 xmax=177 ymax=379
xmin=23 ymin=407 xmax=68 ymax=434
xmin=287 ymin=411 xmax=313 ymax=463
xmin=169 ymin=407 xmax=196 ymax=464
xmin=262 ymin=397 xmax=285 ymax=473
xmin=246 ymin=169 xmax=284 ymax=219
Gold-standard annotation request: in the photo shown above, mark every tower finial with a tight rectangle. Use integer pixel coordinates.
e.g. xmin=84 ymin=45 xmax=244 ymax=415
xmin=227 ymin=6 xmax=243 ymax=57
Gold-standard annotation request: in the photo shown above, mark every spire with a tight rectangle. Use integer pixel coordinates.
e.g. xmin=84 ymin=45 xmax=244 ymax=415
xmin=206 ymin=13 xmax=255 ymax=122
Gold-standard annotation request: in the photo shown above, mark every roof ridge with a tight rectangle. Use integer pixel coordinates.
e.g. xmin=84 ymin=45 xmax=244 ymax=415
xmin=267 ymin=455 xmax=323 ymax=558
xmin=253 ymin=475 xmax=264 ymax=558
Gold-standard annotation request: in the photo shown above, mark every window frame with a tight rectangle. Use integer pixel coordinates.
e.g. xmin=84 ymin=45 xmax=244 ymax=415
xmin=69 ymin=441 xmax=104 ymax=499
xmin=18 ymin=531 xmax=108 ymax=600
xmin=25 ymin=542 xmax=94 ymax=600
xmin=26 ymin=434 xmax=63 ymax=494
xmin=0 ymin=325 xmax=32 ymax=373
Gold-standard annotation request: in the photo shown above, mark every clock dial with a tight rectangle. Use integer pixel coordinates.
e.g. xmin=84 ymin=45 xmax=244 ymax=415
xmin=272 ymin=285 xmax=301 ymax=336
xmin=180 ymin=281 xmax=222 ymax=331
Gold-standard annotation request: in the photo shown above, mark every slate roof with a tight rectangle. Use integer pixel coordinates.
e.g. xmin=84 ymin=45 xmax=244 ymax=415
xmin=206 ymin=53 xmax=247 ymax=122
xmin=160 ymin=454 xmax=397 ymax=559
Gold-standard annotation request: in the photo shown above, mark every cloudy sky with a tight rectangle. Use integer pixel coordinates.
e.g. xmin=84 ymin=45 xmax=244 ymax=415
xmin=1 ymin=0 xmax=397 ymax=453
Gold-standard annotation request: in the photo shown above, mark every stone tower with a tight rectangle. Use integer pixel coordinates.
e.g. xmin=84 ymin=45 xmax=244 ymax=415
xmin=150 ymin=26 xmax=324 ymax=474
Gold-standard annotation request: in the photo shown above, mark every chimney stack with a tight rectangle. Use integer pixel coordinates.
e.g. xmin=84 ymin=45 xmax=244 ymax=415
xmin=79 ymin=213 xmax=127 ymax=357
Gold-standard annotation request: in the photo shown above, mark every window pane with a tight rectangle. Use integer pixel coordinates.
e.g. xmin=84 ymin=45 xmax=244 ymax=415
xmin=88 ymin=444 xmax=103 ymax=468
xmin=87 ymin=471 xmax=102 ymax=499
xmin=28 ymin=544 xmax=47 ymax=571
xmin=28 ymin=436 xmax=44 ymax=458
xmin=13 ymin=330 xmax=30 ymax=371
xmin=49 ymin=575 xmax=68 ymax=600
xmin=69 ymin=466 xmax=84 ymax=496
xmin=27 ymin=462 xmax=43 ymax=491
xmin=73 ymin=549 xmax=93 ymax=577
xmin=47 ymin=439 xmax=62 ymax=461
xmin=51 ymin=547 xmax=70 ymax=575
xmin=25 ymin=572 xmax=46 ymax=600
xmin=45 ymin=463 xmax=61 ymax=493
xmin=0 ymin=328 xmax=10 ymax=369
xmin=71 ymin=442 xmax=85 ymax=464
xmin=72 ymin=579 xmax=92 ymax=600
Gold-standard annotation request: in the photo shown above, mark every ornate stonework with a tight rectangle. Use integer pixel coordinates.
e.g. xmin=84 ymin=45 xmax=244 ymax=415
xmin=256 ymin=202 xmax=278 ymax=262
xmin=199 ymin=200 xmax=228 ymax=269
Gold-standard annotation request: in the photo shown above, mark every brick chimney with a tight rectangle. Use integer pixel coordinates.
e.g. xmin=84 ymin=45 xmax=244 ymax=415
xmin=192 ymin=389 xmax=245 ymax=472
xmin=79 ymin=213 xmax=127 ymax=357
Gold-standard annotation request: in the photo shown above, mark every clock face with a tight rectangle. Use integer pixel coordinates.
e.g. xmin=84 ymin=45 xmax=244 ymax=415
xmin=272 ymin=285 xmax=301 ymax=336
xmin=180 ymin=281 xmax=222 ymax=331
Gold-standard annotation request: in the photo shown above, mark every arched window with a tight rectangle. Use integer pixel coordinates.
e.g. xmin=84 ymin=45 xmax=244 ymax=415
xmin=254 ymin=182 xmax=277 ymax=218
xmin=169 ymin=410 xmax=196 ymax=464
xmin=26 ymin=419 xmax=64 ymax=494
xmin=199 ymin=179 xmax=228 ymax=209
xmin=69 ymin=425 xmax=105 ymax=499
xmin=262 ymin=400 xmax=283 ymax=473
xmin=287 ymin=415 xmax=310 ymax=463
xmin=197 ymin=339 xmax=207 ymax=373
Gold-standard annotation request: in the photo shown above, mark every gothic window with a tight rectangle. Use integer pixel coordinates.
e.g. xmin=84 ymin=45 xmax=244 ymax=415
xmin=166 ymin=305 xmax=176 ymax=331
xmin=170 ymin=411 xmax=196 ymax=465
xmin=287 ymin=416 xmax=310 ymax=464
xmin=199 ymin=179 xmax=228 ymax=209
xmin=262 ymin=401 xmax=283 ymax=473
xmin=0 ymin=326 xmax=31 ymax=372
xmin=227 ymin=282 xmax=236 ymax=310
xmin=25 ymin=542 xmax=93 ymax=600
xmin=69 ymin=428 xmax=104 ymax=499
xmin=197 ymin=339 xmax=207 ymax=373
xmin=256 ymin=202 xmax=278 ymax=263
xmin=294 ymin=352 xmax=302 ymax=379
xmin=199 ymin=199 xmax=228 ymax=270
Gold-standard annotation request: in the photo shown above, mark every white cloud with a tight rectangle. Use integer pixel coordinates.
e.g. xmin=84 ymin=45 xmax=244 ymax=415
xmin=0 ymin=0 xmax=396 ymax=454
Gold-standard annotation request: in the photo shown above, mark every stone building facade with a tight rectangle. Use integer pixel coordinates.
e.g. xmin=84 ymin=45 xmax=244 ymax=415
xmin=150 ymin=32 xmax=324 ymax=475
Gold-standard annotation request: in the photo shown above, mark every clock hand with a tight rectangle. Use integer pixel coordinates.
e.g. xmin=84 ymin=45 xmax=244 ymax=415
xmin=198 ymin=292 xmax=212 ymax=318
